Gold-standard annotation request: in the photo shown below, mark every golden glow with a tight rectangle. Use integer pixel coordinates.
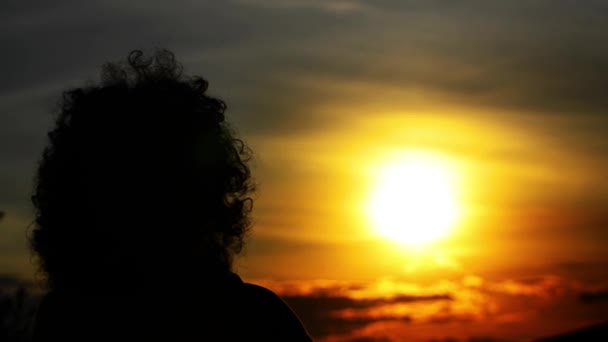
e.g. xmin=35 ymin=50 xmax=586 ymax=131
xmin=367 ymin=151 xmax=461 ymax=246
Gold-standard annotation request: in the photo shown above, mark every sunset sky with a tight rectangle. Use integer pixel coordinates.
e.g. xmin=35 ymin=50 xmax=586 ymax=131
xmin=1 ymin=1 xmax=608 ymax=341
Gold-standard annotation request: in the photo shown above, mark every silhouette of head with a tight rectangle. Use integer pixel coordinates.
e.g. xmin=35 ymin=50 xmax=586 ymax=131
xmin=31 ymin=50 xmax=254 ymax=292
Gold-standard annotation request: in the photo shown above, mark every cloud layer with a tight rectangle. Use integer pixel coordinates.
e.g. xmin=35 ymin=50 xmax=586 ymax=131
xmin=254 ymin=275 xmax=608 ymax=341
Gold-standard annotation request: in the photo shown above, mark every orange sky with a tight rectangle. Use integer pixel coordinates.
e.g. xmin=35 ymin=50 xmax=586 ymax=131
xmin=234 ymin=105 xmax=608 ymax=340
xmin=237 ymin=107 xmax=607 ymax=280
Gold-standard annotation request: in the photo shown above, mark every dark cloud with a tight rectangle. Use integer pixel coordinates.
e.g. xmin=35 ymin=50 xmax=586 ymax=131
xmin=534 ymin=321 xmax=608 ymax=342
xmin=255 ymin=274 xmax=608 ymax=340
xmin=467 ymin=338 xmax=511 ymax=342
xmin=579 ymin=290 xmax=608 ymax=304
xmin=2 ymin=0 xmax=607 ymax=155
xmin=0 ymin=0 xmax=362 ymax=94
xmin=349 ymin=338 xmax=392 ymax=342
xmin=4 ymin=1 xmax=606 ymax=127
xmin=263 ymin=0 xmax=608 ymax=117
xmin=283 ymin=293 xmax=450 ymax=337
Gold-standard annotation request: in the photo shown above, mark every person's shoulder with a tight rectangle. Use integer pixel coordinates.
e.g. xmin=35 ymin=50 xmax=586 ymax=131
xmin=240 ymin=282 xmax=296 ymax=317
xmin=240 ymin=282 xmax=313 ymax=341
xmin=241 ymin=283 xmax=284 ymax=303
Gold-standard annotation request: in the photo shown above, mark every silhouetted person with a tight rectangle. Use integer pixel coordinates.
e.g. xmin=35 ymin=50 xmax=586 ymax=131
xmin=30 ymin=50 xmax=312 ymax=341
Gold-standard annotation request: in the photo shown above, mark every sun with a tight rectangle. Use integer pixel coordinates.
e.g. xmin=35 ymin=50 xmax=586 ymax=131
xmin=367 ymin=151 xmax=461 ymax=246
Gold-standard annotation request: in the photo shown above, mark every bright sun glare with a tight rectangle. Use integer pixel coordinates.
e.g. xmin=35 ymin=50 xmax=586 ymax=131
xmin=368 ymin=152 xmax=461 ymax=246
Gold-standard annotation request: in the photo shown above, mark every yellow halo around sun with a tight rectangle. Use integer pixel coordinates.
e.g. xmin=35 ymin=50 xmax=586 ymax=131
xmin=367 ymin=151 xmax=461 ymax=246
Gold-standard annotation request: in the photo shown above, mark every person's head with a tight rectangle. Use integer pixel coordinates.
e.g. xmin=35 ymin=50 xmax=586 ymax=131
xmin=31 ymin=50 xmax=254 ymax=292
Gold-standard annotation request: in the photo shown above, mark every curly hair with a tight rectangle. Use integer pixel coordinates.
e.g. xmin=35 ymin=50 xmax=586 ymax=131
xmin=31 ymin=50 xmax=254 ymax=292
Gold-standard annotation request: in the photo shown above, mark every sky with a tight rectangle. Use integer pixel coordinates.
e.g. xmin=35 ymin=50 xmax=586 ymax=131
xmin=2 ymin=1 xmax=608 ymax=341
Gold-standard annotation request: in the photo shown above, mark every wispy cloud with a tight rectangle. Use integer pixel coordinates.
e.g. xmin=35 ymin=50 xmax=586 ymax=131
xmin=579 ymin=290 xmax=608 ymax=304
